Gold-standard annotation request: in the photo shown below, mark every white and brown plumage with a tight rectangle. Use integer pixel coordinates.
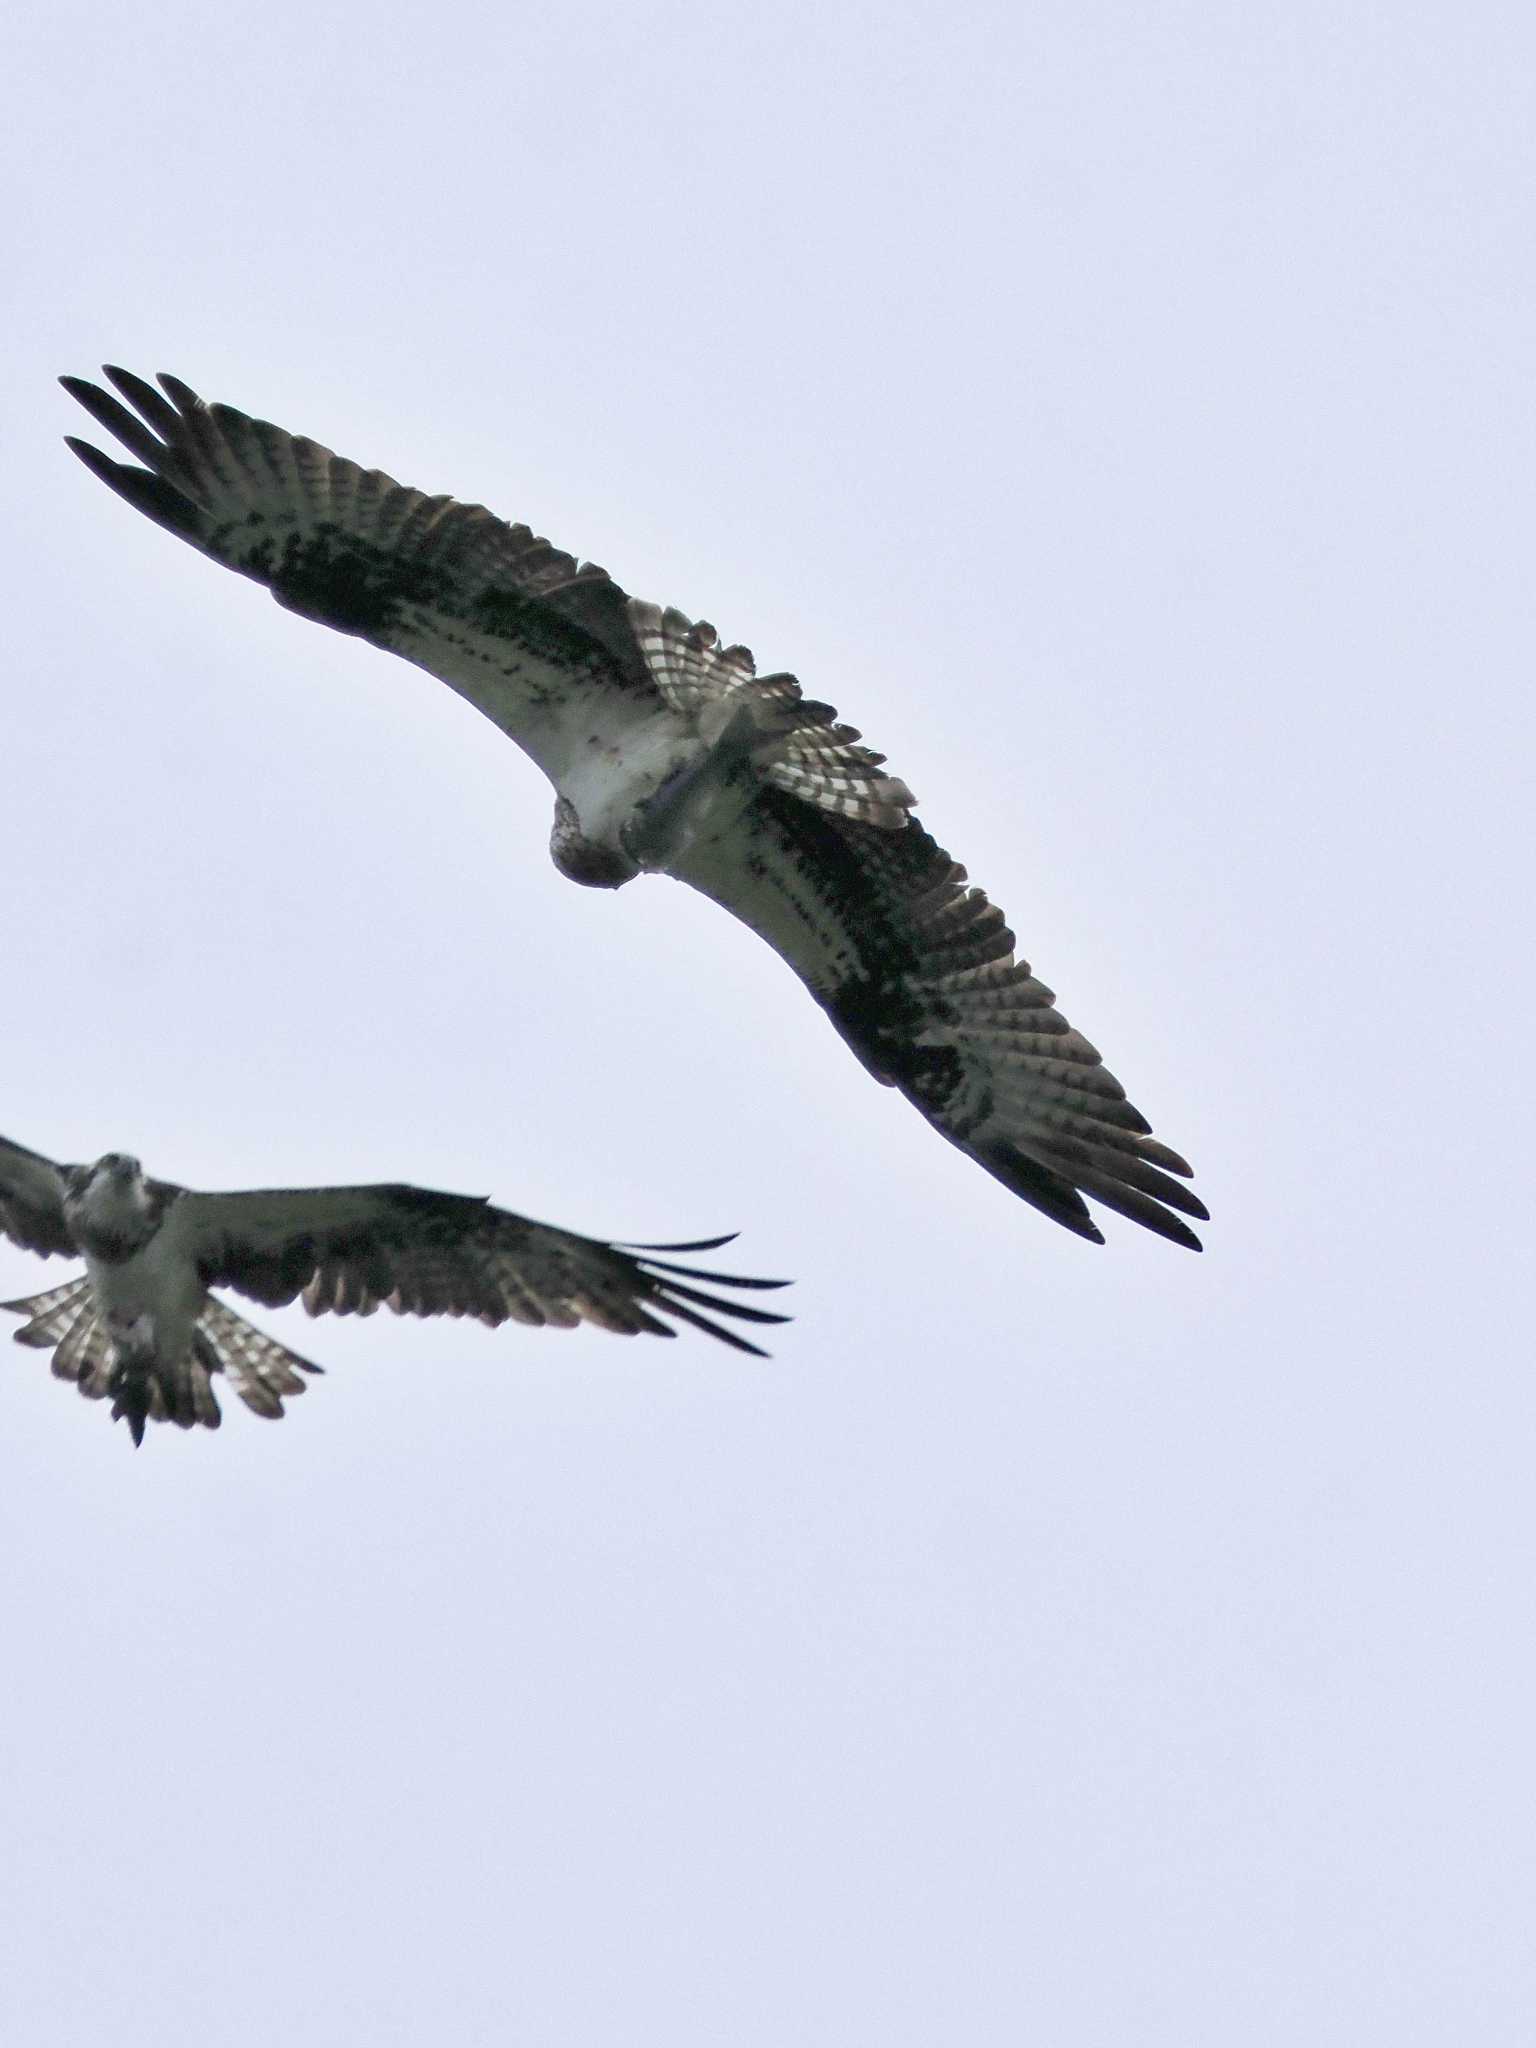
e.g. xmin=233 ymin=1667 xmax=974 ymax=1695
xmin=63 ymin=368 xmax=1206 ymax=1250
xmin=0 ymin=1133 xmax=788 ymax=1445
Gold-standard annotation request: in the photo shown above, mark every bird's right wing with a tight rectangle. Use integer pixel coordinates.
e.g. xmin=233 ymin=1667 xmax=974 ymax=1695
xmin=0 ymin=1135 xmax=75 ymax=1258
xmin=60 ymin=367 xmax=656 ymax=783
xmin=179 ymin=1182 xmax=789 ymax=1355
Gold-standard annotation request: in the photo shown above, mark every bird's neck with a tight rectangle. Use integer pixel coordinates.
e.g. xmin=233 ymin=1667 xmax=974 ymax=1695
xmin=70 ymin=1177 xmax=161 ymax=1262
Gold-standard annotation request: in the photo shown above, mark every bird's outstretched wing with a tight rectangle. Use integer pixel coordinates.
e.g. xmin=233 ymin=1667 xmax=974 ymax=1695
xmin=179 ymin=1183 xmax=789 ymax=1355
xmin=62 ymin=368 xmax=920 ymax=829
xmin=0 ymin=1134 xmax=75 ymax=1258
xmin=60 ymin=367 xmax=653 ymax=779
xmin=669 ymin=796 xmax=1207 ymax=1248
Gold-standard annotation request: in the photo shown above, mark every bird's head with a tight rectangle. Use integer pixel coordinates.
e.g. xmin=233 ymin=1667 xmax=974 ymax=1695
xmin=64 ymin=1153 xmax=146 ymax=1207
xmin=93 ymin=1151 xmax=144 ymax=1188
xmin=550 ymin=797 xmax=640 ymax=890
xmin=60 ymin=1151 xmax=160 ymax=1258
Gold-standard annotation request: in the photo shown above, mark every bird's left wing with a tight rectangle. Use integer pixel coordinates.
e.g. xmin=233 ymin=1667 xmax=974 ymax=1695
xmin=180 ymin=1183 xmax=788 ymax=1354
xmin=60 ymin=367 xmax=653 ymax=782
xmin=0 ymin=1134 xmax=76 ymax=1258
xmin=668 ymin=794 xmax=1208 ymax=1249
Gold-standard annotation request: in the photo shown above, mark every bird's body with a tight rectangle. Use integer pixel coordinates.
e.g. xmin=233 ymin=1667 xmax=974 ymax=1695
xmin=0 ymin=1134 xmax=786 ymax=1444
xmin=68 ymin=1160 xmax=204 ymax=1429
xmin=399 ymin=623 xmax=695 ymax=885
xmin=62 ymin=367 xmax=1206 ymax=1249
xmin=77 ymin=1198 xmax=208 ymax=1440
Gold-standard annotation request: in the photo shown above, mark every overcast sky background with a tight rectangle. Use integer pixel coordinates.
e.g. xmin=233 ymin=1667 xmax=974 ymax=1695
xmin=1 ymin=3 xmax=1531 ymax=2041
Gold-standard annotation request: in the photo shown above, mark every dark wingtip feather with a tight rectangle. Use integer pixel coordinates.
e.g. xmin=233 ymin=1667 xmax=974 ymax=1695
xmin=63 ymin=432 xmax=120 ymax=478
xmin=62 ymin=435 xmax=204 ymax=541
xmin=102 ymin=364 xmax=184 ymax=438
xmin=654 ymin=1279 xmax=790 ymax=1327
xmin=1042 ymin=1143 xmax=1210 ymax=1225
xmin=976 ymin=1136 xmax=1209 ymax=1248
xmin=978 ymin=1143 xmax=1107 ymax=1244
xmin=627 ymin=1233 xmax=740 ymax=1253
xmin=1137 ymin=1137 xmax=1195 ymax=1178
xmin=1149 ymin=1214 xmax=1203 ymax=1252
xmin=156 ymin=371 xmax=205 ymax=412
xmin=1073 ymin=1171 xmax=1205 ymax=1251
xmin=657 ymin=1296 xmax=773 ymax=1357
xmin=634 ymin=1254 xmax=791 ymax=1291
xmin=59 ymin=376 xmax=165 ymax=464
xmin=1058 ymin=1214 xmax=1107 ymax=1246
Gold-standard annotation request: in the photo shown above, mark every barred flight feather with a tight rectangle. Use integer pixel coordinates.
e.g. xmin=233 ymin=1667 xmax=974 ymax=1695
xmin=196 ymin=1298 xmax=319 ymax=1422
xmin=629 ymin=602 xmax=917 ymax=828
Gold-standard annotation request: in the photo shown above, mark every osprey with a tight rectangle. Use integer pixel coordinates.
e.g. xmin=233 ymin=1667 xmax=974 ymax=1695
xmin=63 ymin=368 xmax=1207 ymax=1250
xmin=0 ymin=1132 xmax=787 ymax=1445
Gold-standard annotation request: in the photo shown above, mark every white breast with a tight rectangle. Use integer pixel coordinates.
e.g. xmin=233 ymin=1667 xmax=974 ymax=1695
xmin=87 ymin=1208 xmax=206 ymax=1363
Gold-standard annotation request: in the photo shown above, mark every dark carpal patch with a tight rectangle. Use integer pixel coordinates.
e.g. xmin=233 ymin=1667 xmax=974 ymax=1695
xmin=264 ymin=529 xmax=439 ymax=640
xmin=471 ymin=585 xmax=600 ymax=664
xmin=760 ymin=795 xmax=967 ymax=1082
xmin=824 ymin=966 xmax=941 ymax=1095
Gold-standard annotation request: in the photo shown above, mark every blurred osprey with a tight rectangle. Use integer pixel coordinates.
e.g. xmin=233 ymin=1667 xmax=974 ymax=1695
xmin=0 ymin=1133 xmax=786 ymax=1445
xmin=63 ymin=368 xmax=1206 ymax=1250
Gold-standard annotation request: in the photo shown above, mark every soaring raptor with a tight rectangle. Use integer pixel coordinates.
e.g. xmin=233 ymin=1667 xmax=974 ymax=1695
xmin=63 ymin=368 xmax=1206 ymax=1250
xmin=0 ymin=1133 xmax=786 ymax=1444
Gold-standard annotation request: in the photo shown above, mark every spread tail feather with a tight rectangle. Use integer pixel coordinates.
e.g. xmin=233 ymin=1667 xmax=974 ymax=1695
xmin=2 ymin=1278 xmax=318 ymax=1442
xmin=2 ymin=1275 xmax=156 ymax=1443
xmin=2 ymin=1275 xmax=124 ymax=1400
xmin=2 ymin=1275 xmax=97 ymax=1349
xmin=195 ymin=1296 xmax=322 ymax=1421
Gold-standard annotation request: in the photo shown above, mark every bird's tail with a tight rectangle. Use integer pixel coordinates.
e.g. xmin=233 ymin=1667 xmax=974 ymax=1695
xmin=2 ymin=1278 xmax=317 ymax=1443
xmin=4 ymin=1271 xmax=130 ymax=1413
xmin=193 ymin=1296 xmax=322 ymax=1422
xmin=3 ymin=1274 xmax=98 ymax=1353
xmin=3 ymin=1273 xmax=219 ymax=1444
xmin=4 ymin=1274 xmax=155 ymax=1442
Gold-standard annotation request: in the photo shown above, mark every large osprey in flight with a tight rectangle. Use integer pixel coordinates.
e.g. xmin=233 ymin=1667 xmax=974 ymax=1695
xmin=0 ymin=1133 xmax=786 ymax=1444
xmin=63 ymin=368 xmax=1206 ymax=1250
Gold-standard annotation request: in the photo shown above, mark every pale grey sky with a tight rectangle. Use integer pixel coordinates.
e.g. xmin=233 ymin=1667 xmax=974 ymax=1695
xmin=1 ymin=2 xmax=1532 ymax=2041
